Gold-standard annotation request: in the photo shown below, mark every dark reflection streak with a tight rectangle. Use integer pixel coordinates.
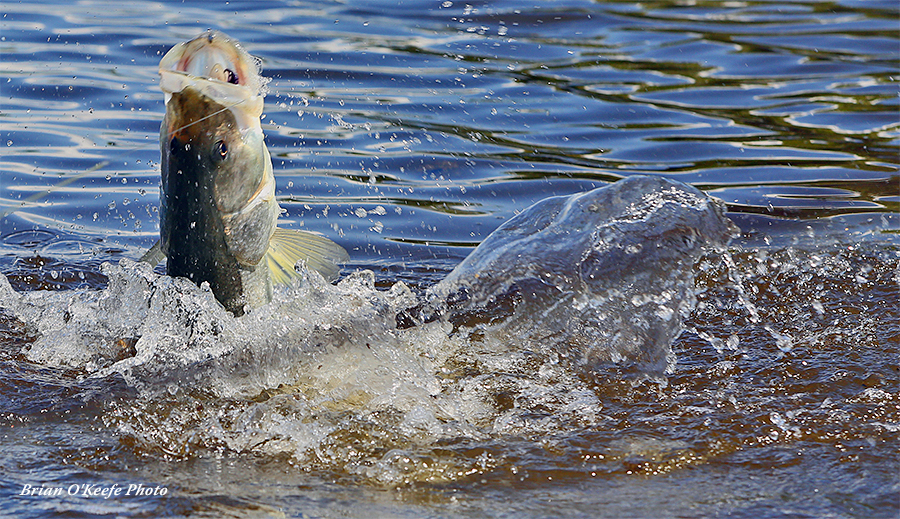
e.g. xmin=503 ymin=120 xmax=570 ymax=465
xmin=346 ymin=110 xmax=611 ymax=170
xmin=285 ymin=101 xmax=896 ymax=219
xmin=510 ymin=65 xmax=898 ymax=167
xmin=607 ymin=0 xmax=898 ymax=30
xmin=385 ymin=236 xmax=480 ymax=248
xmin=352 ymin=100 xmax=897 ymax=201
xmin=362 ymin=39 xmax=897 ymax=172
xmin=725 ymin=37 xmax=899 ymax=65
xmin=723 ymin=203 xmax=889 ymax=220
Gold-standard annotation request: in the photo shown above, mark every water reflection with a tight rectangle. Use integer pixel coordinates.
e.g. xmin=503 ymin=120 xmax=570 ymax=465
xmin=2 ymin=1 xmax=896 ymax=258
xmin=0 ymin=1 xmax=897 ymax=517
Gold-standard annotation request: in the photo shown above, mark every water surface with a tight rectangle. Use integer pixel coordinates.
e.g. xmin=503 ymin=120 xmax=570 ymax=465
xmin=1 ymin=0 xmax=897 ymax=518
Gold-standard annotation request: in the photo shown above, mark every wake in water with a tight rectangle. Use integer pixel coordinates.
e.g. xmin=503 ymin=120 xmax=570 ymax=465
xmin=0 ymin=176 xmax=737 ymax=484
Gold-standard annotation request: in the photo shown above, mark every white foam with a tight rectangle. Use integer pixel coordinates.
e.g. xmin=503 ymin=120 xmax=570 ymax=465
xmin=1 ymin=176 xmax=736 ymax=485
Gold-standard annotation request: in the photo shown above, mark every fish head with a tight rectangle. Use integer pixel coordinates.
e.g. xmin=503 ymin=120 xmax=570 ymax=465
xmin=159 ymin=30 xmax=274 ymax=217
xmin=164 ymin=30 xmax=263 ymax=92
xmin=159 ymin=31 xmax=278 ymax=277
xmin=159 ymin=30 xmax=266 ymax=116
xmin=162 ymin=87 xmax=269 ymax=215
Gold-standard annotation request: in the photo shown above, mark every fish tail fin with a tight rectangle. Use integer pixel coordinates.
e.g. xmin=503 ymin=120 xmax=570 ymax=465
xmin=266 ymin=227 xmax=349 ymax=284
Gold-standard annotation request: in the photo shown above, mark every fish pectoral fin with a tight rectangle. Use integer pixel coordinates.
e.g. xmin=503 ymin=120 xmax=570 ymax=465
xmin=266 ymin=227 xmax=349 ymax=284
xmin=140 ymin=240 xmax=166 ymax=266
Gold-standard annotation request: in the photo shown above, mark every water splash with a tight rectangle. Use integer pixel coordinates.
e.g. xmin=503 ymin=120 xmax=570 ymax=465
xmin=0 ymin=176 xmax=738 ymax=485
xmin=428 ymin=176 xmax=738 ymax=377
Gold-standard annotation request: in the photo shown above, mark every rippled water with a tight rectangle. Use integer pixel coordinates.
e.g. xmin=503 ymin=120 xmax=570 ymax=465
xmin=1 ymin=0 xmax=898 ymax=518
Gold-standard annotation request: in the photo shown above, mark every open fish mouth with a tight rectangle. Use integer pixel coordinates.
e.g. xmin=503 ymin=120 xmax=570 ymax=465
xmin=158 ymin=30 xmax=267 ymax=134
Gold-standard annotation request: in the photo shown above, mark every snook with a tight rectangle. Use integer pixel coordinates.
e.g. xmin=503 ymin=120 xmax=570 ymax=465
xmin=143 ymin=31 xmax=348 ymax=315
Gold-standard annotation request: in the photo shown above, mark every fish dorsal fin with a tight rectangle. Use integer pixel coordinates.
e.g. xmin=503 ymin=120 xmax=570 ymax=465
xmin=265 ymin=227 xmax=349 ymax=284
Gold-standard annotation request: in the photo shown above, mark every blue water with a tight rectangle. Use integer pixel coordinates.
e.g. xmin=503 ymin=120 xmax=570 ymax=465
xmin=1 ymin=0 xmax=898 ymax=517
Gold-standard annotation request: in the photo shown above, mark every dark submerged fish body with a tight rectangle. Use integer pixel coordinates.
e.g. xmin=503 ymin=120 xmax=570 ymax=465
xmin=146 ymin=32 xmax=348 ymax=315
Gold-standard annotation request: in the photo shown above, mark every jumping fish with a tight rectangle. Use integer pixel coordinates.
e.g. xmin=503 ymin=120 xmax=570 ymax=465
xmin=142 ymin=31 xmax=348 ymax=315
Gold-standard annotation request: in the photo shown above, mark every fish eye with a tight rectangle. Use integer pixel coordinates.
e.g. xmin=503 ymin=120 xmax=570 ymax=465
xmin=224 ymin=69 xmax=239 ymax=85
xmin=169 ymin=136 xmax=180 ymax=153
xmin=215 ymin=140 xmax=228 ymax=159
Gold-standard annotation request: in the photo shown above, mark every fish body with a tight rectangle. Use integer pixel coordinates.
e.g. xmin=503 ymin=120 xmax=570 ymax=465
xmin=148 ymin=31 xmax=348 ymax=315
